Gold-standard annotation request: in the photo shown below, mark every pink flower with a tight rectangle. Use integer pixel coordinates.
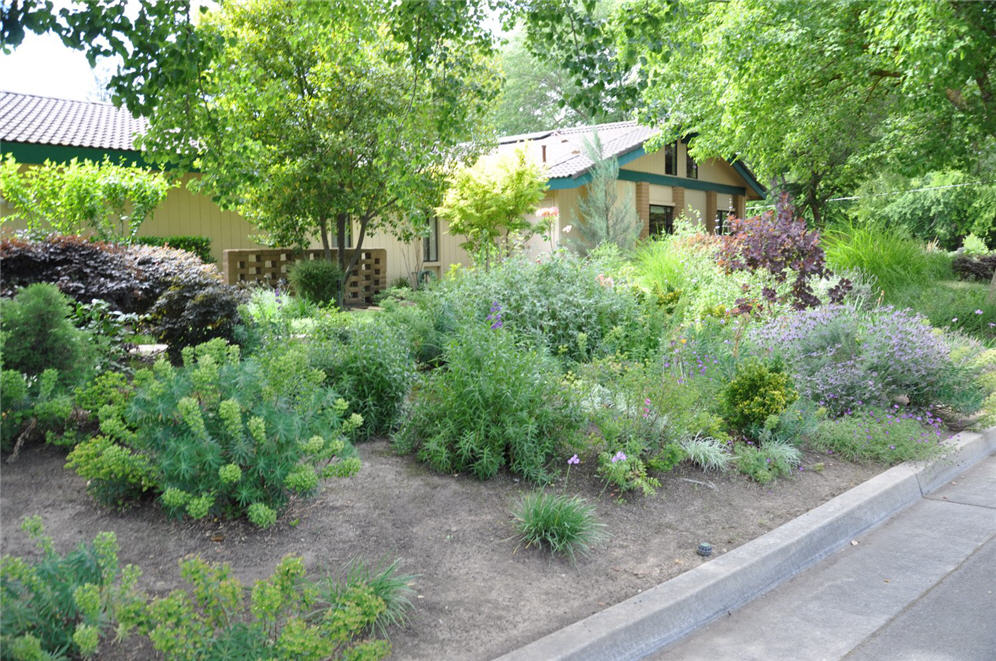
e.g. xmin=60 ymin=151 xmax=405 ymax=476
xmin=567 ymin=454 xmax=580 ymax=465
xmin=611 ymin=451 xmax=627 ymax=463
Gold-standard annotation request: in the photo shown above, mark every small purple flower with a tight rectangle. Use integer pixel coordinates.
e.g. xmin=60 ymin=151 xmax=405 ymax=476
xmin=611 ymin=451 xmax=627 ymax=463
xmin=975 ymin=309 xmax=984 ymax=315
xmin=567 ymin=454 xmax=580 ymax=465
xmin=952 ymin=317 xmax=958 ymax=323
xmin=490 ymin=320 xmax=503 ymax=330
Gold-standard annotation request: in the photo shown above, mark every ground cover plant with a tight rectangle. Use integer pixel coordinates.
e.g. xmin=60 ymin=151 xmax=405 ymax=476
xmin=0 ymin=517 xmax=145 ymax=660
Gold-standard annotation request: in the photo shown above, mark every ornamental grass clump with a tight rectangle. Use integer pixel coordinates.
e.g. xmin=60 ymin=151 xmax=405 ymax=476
xmin=66 ymin=339 xmax=361 ymax=526
xmin=750 ymin=304 xmax=980 ymax=415
xmin=513 ymin=492 xmax=607 ymax=563
xmin=395 ymin=318 xmax=581 ymax=483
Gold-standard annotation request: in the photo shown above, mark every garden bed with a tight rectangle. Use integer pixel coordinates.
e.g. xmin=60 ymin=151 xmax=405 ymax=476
xmin=1 ymin=440 xmax=885 ymax=660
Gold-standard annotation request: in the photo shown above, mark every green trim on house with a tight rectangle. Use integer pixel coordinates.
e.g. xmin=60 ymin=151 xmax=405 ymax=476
xmin=617 ymin=170 xmax=746 ymax=196
xmin=1 ymin=141 xmax=150 ymax=167
xmin=730 ymin=161 xmax=766 ymax=198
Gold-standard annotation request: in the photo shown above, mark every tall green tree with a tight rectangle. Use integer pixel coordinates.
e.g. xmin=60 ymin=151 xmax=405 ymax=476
xmin=566 ymin=133 xmax=640 ymax=255
xmin=521 ymin=0 xmax=996 ymax=225
xmin=4 ymin=0 xmax=505 ymax=294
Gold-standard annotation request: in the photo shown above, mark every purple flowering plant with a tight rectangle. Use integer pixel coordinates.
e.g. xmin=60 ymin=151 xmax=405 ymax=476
xmin=749 ymin=304 xmax=965 ymax=415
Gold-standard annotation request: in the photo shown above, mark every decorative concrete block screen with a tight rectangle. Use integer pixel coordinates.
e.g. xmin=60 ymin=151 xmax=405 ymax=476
xmin=222 ymin=248 xmax=387 ymax=305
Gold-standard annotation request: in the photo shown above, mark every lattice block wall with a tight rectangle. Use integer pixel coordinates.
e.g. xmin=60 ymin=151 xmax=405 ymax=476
xmin=223 ymin=248 xmax=387 ymax=304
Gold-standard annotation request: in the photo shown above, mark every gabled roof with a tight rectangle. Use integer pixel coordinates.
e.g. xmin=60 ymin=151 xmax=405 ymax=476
xmin=0 ymin=90 xmax=146 ymax=152
xmin=498 ymin=120 xmax=655 ymax=179
xmin=496 ymin=120 xmax=766 ymax=198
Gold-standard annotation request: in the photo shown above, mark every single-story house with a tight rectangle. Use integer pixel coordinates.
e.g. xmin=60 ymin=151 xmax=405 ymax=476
xmin=1 ymin=90 xmax=765 ymax=287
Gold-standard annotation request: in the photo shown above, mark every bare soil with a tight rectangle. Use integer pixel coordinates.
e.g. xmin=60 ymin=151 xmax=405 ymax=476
xmin=0 ymin=441 xmax=884 ymax=660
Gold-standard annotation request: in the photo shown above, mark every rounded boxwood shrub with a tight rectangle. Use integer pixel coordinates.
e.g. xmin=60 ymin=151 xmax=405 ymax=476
xmin=288 ymin=258 xmax=343 ymax=305
xmin=721 ymin=358 xmax=797 ymax=434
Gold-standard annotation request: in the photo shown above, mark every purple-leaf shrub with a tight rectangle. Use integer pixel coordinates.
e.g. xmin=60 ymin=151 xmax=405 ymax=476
xmin=719 ymin=194 xmax=850 ymax=311
xmin=750 ymin=305 xmax=952 ymax=414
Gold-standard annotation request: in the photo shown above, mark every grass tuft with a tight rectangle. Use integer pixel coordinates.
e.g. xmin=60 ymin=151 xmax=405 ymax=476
xmin=323 ymin=558 xmax=416 ymax=636
xmin=512 ymin=492 xmax=607 ymax=563
xmin=679 ymin=436 xmax=731 ymax=472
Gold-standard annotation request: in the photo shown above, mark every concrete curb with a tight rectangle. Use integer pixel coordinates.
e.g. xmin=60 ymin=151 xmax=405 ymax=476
xmin=495 ymin=426 xmax=996 ymax=661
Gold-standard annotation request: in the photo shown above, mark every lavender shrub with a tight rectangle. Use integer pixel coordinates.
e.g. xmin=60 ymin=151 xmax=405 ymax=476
xmin=749 ymin=305 xmax=963 ymax=414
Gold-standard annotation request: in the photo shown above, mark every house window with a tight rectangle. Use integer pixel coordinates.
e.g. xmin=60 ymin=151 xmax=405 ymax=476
xmin=664 ymin=141 xmax=679 ymax=175
xmin=686 ymin=150 xmax=698 ymax=179
xmin=422 ymin=215 xmax=439 ymax=262
xmin=649 ymin=204 xmax=674 ymax=236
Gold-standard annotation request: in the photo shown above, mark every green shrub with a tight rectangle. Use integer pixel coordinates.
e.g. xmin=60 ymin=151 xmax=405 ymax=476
xmin=135 ymin=235 xmax=213 ymax=262
xmin=288 ymin=258 xmax=343 ymax=305
xmin=513 ymin=492 xmax=607 ymax=563
xmin=135 ymin=554 xmax=392 ymax=661
xmin=66 ymin=339 xmax=361 ymax=524
xmin=395 ymin=320 xmax=580 ymax=483
xmin=69 ymin=298 xmax=140 ymax=373
xmin=733 ymin=441 xmax=800 ymax=484
xmin=0 ymin=283 xmax=94 ymax=385
xmin=0 ymin=369 xmax=73 ymax=454
xmin=425 ymin=253 xmax=649 ymax=363
xmin=721 ymin=359 xmax=797 ymax=434
xmin=809 ymin=408 xmax=944 ymax=463
xmin=308 ymin=315 xmax=416 ymax=440
xmin=596 ymin=445 xmax=662 ymax=496
xmin=1 ymin=516 xmax=145 ymax=660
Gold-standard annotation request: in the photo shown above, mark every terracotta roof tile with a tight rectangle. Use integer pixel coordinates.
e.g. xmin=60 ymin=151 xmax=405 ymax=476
xmin=0 ymin=90 xmax=146 ymax=151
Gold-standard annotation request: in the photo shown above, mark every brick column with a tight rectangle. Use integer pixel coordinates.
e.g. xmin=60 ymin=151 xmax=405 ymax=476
xmin=672 ymin=186 xmax=685 ymax=216
xmin=705 ymin=191 xmax=717 ymax=234
xmin=636 ymin=182 xmax=650 ymax=238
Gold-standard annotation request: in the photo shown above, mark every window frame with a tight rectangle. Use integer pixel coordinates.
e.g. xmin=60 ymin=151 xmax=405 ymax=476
xmin=649 ymin=203 xmax=675 ymax=236
xmin=422 ymin=215 xmax=439 ymax=263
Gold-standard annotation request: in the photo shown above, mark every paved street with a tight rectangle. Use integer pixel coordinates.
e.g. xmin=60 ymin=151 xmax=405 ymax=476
xmin=651 ymin=456 xmax=996 ymax=660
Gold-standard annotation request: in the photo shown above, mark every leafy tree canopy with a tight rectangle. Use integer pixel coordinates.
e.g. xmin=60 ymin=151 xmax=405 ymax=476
xmin=519 ymin=0 xmax=996 ymax=225
xmin=3 ymin=0 xmax=507 ymax=288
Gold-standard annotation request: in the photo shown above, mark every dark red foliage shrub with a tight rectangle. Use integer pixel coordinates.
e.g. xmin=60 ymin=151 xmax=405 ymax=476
xmin=718 ymin=194 xmax=850 ymax=311
xmin=952 ymin=254 xmax=996 ymax=282
xmin=0 ymin=235 xmax=221 ymax=314
xmin=1 ymin=235 xmax=246 ymax=359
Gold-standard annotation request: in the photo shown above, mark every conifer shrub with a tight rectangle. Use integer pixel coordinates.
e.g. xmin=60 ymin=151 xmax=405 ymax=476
xmin=395 ymin=319 xmax=581 ymax=483
xmin=1 ymin=516 xmax=145 ymax=660
xmin=0 ymin=282 xmax=94 ymax=384
xmin=721 ymin=358 xmax=797 ymax=434
xmin=66 ymin=339 xmax=362 ymax=525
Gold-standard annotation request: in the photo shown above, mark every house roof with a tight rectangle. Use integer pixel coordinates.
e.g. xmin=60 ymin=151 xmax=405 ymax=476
xmin=497 ymin=120 xmax=656 ymax=179
xmin=0 ymin=90 xmax=146 ymax=152
xmin=497 ymin=120 xmax=765 ymax=198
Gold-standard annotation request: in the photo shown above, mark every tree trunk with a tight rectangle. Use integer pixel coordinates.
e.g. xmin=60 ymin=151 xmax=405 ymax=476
xmin=335 ymin=213 xmax=349 ymax=307
xmin=319 ymin=216 xmax=332 ymax=262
